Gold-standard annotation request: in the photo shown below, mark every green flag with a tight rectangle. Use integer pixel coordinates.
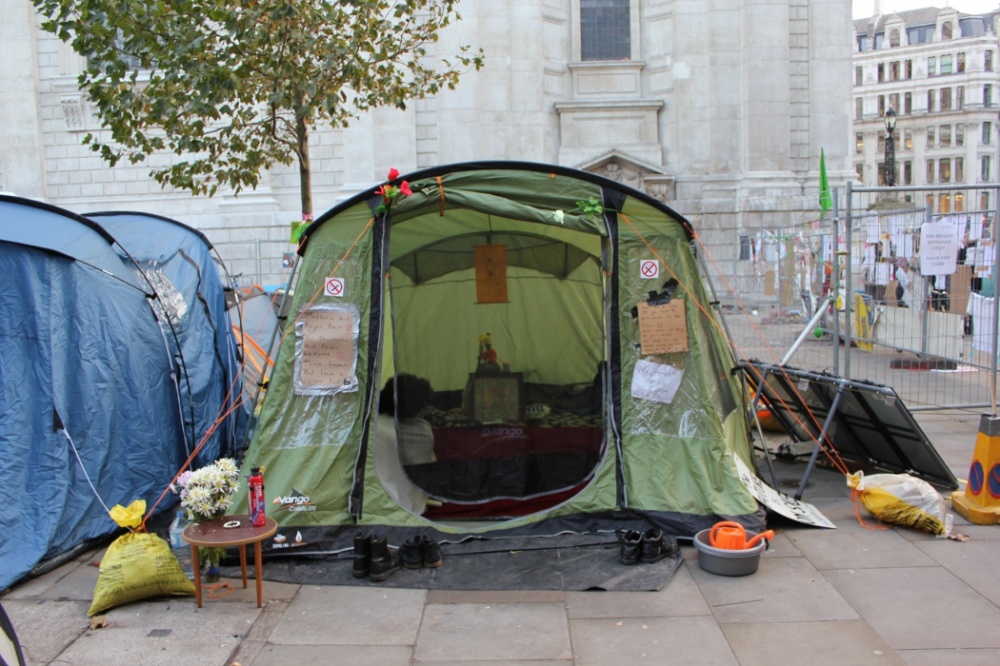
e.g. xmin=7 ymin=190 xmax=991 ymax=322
xmin=819 ymin=148 xmax=832 ymax=220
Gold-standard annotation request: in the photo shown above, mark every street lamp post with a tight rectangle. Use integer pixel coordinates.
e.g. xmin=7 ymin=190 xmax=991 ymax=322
xmin=884 ymin=107 xmax=897 ymax=187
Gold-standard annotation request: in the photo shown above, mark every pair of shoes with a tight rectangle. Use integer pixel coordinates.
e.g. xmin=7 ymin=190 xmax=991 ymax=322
xmin=619 ymin=528 xmax=679 ymax=565
xmin=353 ymin=531 xmax=401 ymax=582
xmin=400 ymin=535 xmax=443 ymax=569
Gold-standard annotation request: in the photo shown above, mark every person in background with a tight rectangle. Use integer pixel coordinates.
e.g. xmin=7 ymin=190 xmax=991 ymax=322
xmin=895 ymin=259 xmax=909 ymax=308
xmin=373 ymin=374 xmax=436 ymax=514
xmin=379 ymin=374 xmax=436 ymax=466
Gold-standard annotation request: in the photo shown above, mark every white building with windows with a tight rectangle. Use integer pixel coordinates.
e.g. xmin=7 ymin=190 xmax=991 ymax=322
xmin=2 ymin=0 xmax=852 ymax=289
xmin=853 ymin=4 xmax=1000 ymax=214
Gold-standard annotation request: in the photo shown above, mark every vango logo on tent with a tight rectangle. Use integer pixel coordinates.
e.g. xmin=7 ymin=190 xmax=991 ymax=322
xmin=272 ymin=489 xmax=316 ymax=512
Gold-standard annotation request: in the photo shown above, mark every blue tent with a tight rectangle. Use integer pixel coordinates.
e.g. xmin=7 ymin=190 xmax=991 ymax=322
xmin=86 ymin=210 xmax=247 ymax=464
xmin=0 ymin=197 xmax=244 ymax=590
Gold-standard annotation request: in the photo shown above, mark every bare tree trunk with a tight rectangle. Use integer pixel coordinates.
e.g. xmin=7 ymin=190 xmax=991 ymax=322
xmin=297 ymin=115 xmax=312 ymax=220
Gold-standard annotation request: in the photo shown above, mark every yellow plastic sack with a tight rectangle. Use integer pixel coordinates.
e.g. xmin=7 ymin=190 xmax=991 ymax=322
xmin=847 ymin=471 xmax=951 ymax=536
xmin=88 ymin=501 xmax=194 ymax=616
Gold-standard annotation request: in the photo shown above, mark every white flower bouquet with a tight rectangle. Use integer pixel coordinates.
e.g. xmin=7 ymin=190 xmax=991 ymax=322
xmin=172 ymin=458 xmax=241 ymax=579
xmin=173 ymin=457 xmax=240 ymax=522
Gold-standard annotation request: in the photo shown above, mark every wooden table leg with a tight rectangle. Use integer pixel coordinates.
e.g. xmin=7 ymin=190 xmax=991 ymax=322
xmin=239 ymin=543 xmax=248 ymax=589
xmin=190 ymin=544 xmax=202 ymax=608
xmin=254 ymin=540 xmax=264 ymax=608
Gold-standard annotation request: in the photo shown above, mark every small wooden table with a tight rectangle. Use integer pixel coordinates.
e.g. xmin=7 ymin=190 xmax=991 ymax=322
xmin=182 ymin=515 xmax=278 ymax=608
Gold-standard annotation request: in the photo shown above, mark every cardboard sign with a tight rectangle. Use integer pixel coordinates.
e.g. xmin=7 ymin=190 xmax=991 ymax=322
xmin=296 ymin=307 xmax=359 ymax=394
xmin=733 ymin=454 xmax=836 ymax=529
xmin=636 ymin=299 xmax=688 ymax=355
xmin=475 ymin=245 xmax=508 ymax=304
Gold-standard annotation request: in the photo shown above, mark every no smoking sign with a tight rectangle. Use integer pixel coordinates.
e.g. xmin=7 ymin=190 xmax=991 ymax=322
xmin=640 ymin=260 xmax=659 ymax=280
xmin=324 ymin=277 xmax=345 ymax=297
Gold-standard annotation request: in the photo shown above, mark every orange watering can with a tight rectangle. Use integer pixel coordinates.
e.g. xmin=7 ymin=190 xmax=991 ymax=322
xmin=708 ymin=521 xmax=774 ymax=550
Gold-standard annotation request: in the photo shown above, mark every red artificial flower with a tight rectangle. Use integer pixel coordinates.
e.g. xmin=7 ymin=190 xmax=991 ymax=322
xmin=375 ymin=185 xmax=387 ymax=197
xmin=387 ymin=167 xmax=400 ymax=180
xmin=400 ymin=181 xmax=412 ymax=196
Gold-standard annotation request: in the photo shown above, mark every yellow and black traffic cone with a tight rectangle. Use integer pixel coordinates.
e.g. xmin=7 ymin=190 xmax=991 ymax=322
xmin=951 ymin=414 xmax=1000 ymax=524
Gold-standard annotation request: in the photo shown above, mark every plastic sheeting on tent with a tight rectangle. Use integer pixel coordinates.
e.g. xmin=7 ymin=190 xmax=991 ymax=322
xmin=0 ymin=197 xmax=243 ymax=590
xmin=86 ymin=210 xmax=247 ymax=465
xmin=234 ymin=162 xmax=765 ymax=558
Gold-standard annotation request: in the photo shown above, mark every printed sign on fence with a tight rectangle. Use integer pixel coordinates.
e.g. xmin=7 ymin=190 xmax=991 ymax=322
xmin=919 ymin=221 xmax=959 ymax=276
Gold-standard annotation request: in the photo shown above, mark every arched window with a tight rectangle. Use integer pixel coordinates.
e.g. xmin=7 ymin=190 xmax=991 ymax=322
xmin=942 ymin=22 xmax=953 ymax=40
xmin=890 ymin=29 xmax=900 ymax=47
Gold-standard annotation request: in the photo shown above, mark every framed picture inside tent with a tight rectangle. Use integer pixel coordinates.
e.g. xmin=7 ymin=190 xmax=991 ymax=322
xmin=466 ymin=372 xmax=523 ymax=423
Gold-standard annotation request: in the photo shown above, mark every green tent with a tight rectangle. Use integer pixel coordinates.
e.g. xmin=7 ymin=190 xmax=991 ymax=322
xmin=237 ymin=162 xmax=764 ymax=553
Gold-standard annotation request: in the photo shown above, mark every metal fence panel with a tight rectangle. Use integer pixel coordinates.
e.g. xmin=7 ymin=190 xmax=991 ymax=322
xmin=716 ymin=183 xmax=1000 ymax=412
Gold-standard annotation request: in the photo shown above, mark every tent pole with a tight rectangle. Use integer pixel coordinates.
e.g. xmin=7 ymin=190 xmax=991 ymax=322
xmin=240 ymin=254 xmax=301 ymax=452
xmin=781 ymin=295 xmax=834 ymax=366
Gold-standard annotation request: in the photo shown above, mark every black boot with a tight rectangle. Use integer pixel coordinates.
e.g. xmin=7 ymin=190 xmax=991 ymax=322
xmin=619 ymin=530 xmax=642 ymax=565
xmin=639 ymin=528 xmax=677 ymax=563
xmin=369 ymin=534 xmax=401 ymax=582
xmin=401 ymin=536 xmax=423 ymax=569
xmin=421 ymin=535 xmax=443 ymax=568
xmin=352 ymin=531 xmax=372 ymax=578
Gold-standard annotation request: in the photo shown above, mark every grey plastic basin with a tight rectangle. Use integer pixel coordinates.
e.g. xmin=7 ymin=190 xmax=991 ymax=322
xmin=693 ymin=528 xmax=766 ymax=576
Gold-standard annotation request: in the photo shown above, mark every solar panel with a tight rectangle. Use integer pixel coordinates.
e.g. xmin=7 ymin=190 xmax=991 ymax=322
xmin=743 ymin=360 xmax=960 ymax=492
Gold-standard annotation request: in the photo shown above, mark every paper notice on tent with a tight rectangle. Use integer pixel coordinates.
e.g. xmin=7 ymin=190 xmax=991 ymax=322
xmin=636 ymin=300 xmax=688 ymax=354
xmin=919 ymin=221 xmax=959 ymax=276
xmin=630 ymin=359 xmax=683 ymax=404
xmin=294 ymin=304 xmax=360 ymax=395
xmin=732 ymin=454 xmax=836 ymax=529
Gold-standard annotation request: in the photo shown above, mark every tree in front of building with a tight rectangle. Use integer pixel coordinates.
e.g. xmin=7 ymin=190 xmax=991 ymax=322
xmin=33 ymin=0 xmax=483 ymax=220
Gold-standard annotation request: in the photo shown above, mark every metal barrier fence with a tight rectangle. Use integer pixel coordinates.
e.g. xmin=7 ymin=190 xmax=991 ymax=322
xmin=718 ymin=183 xmax=1000 ymax=412
xmin=213 ymin=238 xmax=294 ymax=291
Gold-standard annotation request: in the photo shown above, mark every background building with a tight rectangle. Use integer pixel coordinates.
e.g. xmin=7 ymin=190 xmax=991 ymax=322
xmin=853 ymin=4 xmax=1000 ymax=214
xmin=1 ymin=0 xmax=853 ymax=298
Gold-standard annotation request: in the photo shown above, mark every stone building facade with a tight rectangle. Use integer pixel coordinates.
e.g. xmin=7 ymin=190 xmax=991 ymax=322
xmin=1 ymin=0 xmax=852 ymax=296
xmin=853 ymin=4 xmax=1000 ymax=215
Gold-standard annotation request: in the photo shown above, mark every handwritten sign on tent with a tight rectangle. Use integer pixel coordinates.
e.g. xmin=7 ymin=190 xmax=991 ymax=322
xmin=295 ymin=306 xmax=359 ymax=395
xmin=636 ymin=299 xmax=688 ymax=355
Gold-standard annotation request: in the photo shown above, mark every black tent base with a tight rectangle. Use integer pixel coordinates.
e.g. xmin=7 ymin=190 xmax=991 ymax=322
xmin=210 ymin=510 xmax=765 ymax=592
xmin=229 ymin=534 xmax=681 ymax=592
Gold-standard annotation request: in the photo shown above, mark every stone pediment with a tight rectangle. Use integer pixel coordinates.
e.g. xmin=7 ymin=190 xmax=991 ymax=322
xmin=576 ymin=151 xmax=675 ymax=203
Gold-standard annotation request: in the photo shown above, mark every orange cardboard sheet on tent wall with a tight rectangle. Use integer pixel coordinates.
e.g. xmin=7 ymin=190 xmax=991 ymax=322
xmin=475 ymin=244 xmax=508 ymax=304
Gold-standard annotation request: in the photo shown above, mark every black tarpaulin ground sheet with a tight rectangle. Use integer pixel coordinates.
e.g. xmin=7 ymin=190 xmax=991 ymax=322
xmin=232 ymin=534 xmax=681 ymax=592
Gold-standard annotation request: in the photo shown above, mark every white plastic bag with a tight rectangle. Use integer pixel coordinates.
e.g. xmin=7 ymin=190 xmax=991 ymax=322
xmin=847 ymin=471 xmax=952 ymax=536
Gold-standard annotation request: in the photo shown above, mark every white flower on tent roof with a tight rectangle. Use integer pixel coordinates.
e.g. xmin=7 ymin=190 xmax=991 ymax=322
xmin=553 ymin=210 xmax=564 ymax=224
xmin=172 ymin=457 xmax=240 ymax=522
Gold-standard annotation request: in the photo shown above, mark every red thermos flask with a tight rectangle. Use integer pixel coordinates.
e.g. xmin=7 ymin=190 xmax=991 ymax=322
xmin=249 ymin=467 xmax=266 ymax=527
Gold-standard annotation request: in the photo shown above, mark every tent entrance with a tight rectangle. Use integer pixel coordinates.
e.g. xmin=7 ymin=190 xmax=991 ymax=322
xmin=382 ymin=221 xmax=608 ymax=519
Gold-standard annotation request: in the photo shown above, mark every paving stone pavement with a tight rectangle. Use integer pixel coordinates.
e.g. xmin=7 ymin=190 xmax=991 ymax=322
xmin=4 ymin=408 xmax=999 ymax=666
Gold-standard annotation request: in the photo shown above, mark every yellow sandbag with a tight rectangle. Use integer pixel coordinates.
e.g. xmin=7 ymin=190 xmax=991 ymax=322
xmin=847 ymin=471 xmax=950 ymax=536
xmin=88 ymin=531 xmax=195 ymax=616
xmin=88 ymin=501 xmax=194 ymax=616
